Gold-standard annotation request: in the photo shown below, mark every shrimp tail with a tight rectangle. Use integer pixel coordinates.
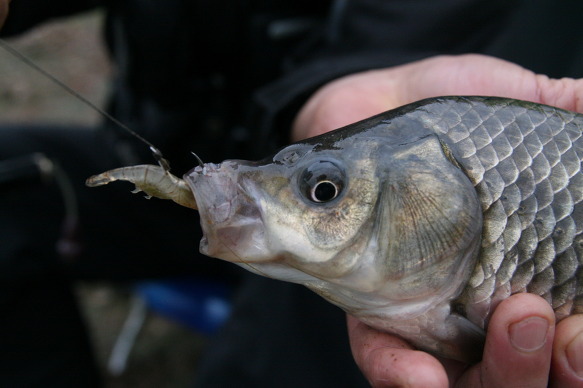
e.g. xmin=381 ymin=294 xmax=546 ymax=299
xmin=86 ymin=165 xmax=198 ymax=210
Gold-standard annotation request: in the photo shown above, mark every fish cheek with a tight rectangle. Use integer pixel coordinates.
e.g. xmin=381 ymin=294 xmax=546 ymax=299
xmin=370 ymin=134 xmax=483 ymax=301
xmin=378 ymin=163 xmax=482 ymax=299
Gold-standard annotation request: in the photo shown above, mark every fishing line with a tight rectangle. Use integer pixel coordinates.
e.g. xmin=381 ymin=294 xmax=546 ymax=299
xmin=0 ymin=38 xmax=171 ymax=171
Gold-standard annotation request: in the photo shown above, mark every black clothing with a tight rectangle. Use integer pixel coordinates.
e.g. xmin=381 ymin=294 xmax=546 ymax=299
xmin=254 ymin=0 xmax=583 ymax=149
xmin=2 ymin=0 xmax=583 ymax=387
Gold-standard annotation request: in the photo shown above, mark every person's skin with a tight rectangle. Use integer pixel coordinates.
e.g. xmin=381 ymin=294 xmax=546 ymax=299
xmin=293 ymin=54 xmax=583 ymax=387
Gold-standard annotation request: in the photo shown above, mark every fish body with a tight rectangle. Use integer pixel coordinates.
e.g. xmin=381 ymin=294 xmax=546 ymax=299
xmin=184 ymin=96 xmax=583 ymax=362
xmin=88 ymin=96 xmax=583 ymax=362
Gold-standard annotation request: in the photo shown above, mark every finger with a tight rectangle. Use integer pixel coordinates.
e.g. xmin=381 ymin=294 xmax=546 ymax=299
xmin=456 ymin=293 xmax=555 ymax=388
xmin=347 ymin=315 xmax=449 ymax=388
xmin=550 ymin=314 xmax=583 ymax=387
xmin=391 ymin=54 xmax=539 ymax=104
xmin=529 ymin=75 xmax=583 ymax=114
xmin=400 ymin=54 xmax=583 ymax=114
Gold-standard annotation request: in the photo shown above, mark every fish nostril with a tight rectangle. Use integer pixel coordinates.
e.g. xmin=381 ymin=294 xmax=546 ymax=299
xmin=212 ymin=202 xmax=232 ymax=223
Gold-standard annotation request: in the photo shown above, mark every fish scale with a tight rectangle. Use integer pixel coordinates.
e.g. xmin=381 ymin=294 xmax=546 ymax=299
xmin=419 ymin=97 xmax=583 ymax=326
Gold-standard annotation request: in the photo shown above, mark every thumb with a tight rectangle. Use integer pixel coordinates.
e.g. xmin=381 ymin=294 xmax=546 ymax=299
xmin=456 ymin=293 xmax=555 ymax=387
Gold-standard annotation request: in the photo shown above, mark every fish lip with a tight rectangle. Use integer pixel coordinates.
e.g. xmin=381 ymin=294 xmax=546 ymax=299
xmin=184 ymin=162 xmax=268 ymax=262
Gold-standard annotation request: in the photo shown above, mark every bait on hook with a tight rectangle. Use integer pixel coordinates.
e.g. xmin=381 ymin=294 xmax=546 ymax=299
xmin=0 ymin=38 xmax=195 ymax=209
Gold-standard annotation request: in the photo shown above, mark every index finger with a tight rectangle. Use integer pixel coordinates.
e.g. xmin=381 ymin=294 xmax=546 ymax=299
xmin=347 ymin=315 xmax=449 ymax=387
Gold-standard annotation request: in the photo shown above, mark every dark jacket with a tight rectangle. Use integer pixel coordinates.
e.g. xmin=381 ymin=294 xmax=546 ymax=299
xmin=3 ymin=0 xmax=331 ymax=169
xmin=5 ymin=1 xmax=583 ymax=166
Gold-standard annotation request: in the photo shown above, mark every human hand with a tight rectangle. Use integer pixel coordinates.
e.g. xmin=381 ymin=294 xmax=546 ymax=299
xmin=349 ymin=294 xmax=583 ymax=387
xmin=292 ymin=54 xmax=583 ymax=387
xmin=292 ymin=54 xmax=583 ymax=140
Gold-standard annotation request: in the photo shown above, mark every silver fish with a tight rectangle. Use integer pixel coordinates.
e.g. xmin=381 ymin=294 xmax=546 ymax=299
xmin=87 ymin=96 xmax=583 ymax=363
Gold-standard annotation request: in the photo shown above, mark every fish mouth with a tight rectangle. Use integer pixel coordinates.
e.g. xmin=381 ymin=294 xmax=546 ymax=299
xmin=184 ymin=162 xmax=269 ymax=262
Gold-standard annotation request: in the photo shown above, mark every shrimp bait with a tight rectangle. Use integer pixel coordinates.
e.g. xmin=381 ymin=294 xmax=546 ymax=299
xmin=86 ymin=165 xmax=197 ymax=210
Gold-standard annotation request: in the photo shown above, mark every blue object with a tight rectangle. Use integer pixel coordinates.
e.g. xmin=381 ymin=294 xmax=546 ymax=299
xmin=135 ymin=278 xmax=232 ymax=335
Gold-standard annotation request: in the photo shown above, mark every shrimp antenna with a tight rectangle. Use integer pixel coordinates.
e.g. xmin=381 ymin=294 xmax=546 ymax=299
xmin=191 ymin=152 xmax=204 ymax=167
xmin=0 ymin=39 xmax=171 ymax=172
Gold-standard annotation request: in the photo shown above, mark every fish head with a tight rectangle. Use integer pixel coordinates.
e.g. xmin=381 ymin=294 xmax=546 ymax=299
xmin=184 ymin=113 xmax=483 ymax=321
xmin=184 ymin=139 xmax=380 ymax=276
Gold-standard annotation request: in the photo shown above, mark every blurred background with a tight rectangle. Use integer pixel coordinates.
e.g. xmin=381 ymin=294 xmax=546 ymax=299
xmin=0 ymin=10 xmax=208 ymax=388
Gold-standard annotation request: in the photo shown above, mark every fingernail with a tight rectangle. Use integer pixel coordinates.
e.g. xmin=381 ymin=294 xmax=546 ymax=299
xmin=566 ymin=331 xmax=583 ymax=378
xmin=509 ymin=316 xmax=549 ymax=352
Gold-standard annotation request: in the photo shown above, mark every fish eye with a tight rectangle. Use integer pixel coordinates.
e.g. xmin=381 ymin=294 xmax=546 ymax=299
xmin=299 ymin=161 xmax=346 ymax=204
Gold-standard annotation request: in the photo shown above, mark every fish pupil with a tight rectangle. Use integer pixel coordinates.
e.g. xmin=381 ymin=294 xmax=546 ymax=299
xmin=299 ymin=160 xmax=346 ymax=204
xmin=312 ymin=181 xmax=338 ymax=202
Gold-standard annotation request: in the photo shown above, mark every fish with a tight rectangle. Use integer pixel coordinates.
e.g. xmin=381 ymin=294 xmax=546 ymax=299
xmin=86 ymin=96 xmax=583 ymax=363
